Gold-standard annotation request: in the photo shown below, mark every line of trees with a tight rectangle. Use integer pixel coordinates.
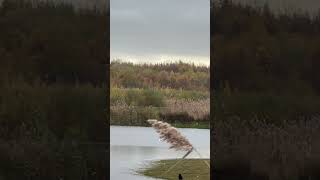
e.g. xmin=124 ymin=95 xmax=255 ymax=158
xmin=211 ymin=0 xmax=320 ymax=95
xmin=111 ymin=60 xmax=210 ymax=91
xmin=0 ymin=0 xmax=108 ymax=85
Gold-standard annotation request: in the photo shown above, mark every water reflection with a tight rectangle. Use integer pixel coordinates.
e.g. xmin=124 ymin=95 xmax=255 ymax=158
xmin=110 ymin=126 xmax=210 ymax=180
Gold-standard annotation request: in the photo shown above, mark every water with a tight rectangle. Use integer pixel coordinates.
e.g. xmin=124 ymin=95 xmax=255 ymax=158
xmin=110 ymin=126 xmax=210 ymax=180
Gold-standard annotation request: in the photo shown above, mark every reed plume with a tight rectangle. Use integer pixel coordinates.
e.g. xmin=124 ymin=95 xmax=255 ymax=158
xmin=147 ymin=119 xmax=193 ymax=151
xmin=147 ymin=119 xmax=210 ymax=176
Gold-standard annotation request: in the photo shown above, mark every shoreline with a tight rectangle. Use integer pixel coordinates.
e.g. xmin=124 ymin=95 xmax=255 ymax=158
xmin=110 ymin=123 xmax=210 ymax=129
xmin=137 ymin=159 xmax=210 ymax=180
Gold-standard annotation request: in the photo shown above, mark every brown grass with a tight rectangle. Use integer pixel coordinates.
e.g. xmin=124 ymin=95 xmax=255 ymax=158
xmin=213 ymin=116 xmax=320 ymax=179
xmin=165 ymin=99 xmax=209 ymax=120
xmin=110 ymin=98 xmax=210 ymax=126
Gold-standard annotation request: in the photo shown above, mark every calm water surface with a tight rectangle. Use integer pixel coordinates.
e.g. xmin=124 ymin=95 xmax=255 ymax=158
xmin=110 ymin=126 xmax=210 ymax=180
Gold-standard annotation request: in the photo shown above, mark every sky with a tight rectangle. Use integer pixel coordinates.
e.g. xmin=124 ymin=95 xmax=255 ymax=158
xmin=110 ymin=0 xmax=210 ymax=66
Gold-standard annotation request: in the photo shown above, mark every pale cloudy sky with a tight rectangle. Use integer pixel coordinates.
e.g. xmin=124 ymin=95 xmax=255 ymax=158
xmin=110 ymin=0 xmax=210 ymax=66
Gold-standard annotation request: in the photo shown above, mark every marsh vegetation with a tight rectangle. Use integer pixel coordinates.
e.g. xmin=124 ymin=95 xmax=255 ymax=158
xmin=110 ymin=61 xmax=210 ymax=128
xmin=212 ymin=1 xmax=320 ymax=179
xmin=0 ymin=0 xmax=108 ymax=179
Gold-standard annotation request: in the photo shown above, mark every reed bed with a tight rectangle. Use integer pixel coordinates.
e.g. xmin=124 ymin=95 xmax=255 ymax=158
xmin=0 ymin=0 xmax=108 ymax=179
xmin=0 ymin=81 xmax=107 ymax=180
xmin=110 ymin=98 xmax=210 ymax=127
xmin=165 ymin=99 xmax=209 ymax=121
xmin=213 ymin=116 xmax=320 ymax=179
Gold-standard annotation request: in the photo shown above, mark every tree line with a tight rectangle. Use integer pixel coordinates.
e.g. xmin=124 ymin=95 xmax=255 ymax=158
xmin=111 ymin=60 xmax=210 ymax=91
xmin=211 ymin=0 xmax=320 ymax=95
xmin=0 ymin=0 xmax=108 ymax=86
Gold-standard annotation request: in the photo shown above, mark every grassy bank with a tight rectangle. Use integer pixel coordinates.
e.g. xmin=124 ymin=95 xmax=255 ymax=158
xmin=171 ymin=121 xmax=210 ymax=129
xmin=110 ymin=88 xmax=209 ymax=128
xmin=110 ymin=102 xmax=210 ymax=129
xmin=138 ymin=159 xmax=210 ymax=180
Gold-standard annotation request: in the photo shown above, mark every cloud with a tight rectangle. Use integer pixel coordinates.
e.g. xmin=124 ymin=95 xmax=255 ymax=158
xmin=110 ymin=0 xmax=210 ymax=64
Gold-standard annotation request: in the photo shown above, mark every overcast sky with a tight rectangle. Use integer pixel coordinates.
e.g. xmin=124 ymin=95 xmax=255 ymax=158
xmin=110 ymin=0 xmax=210 ymax=66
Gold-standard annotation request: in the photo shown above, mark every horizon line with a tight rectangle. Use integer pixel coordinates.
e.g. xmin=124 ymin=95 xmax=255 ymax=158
xmin=110 ymin=58 xmax=210 ymax=67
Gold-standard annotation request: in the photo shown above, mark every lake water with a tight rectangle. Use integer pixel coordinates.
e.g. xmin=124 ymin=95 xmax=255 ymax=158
xmin=110 ymin=126 xmax=210 ymax=180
